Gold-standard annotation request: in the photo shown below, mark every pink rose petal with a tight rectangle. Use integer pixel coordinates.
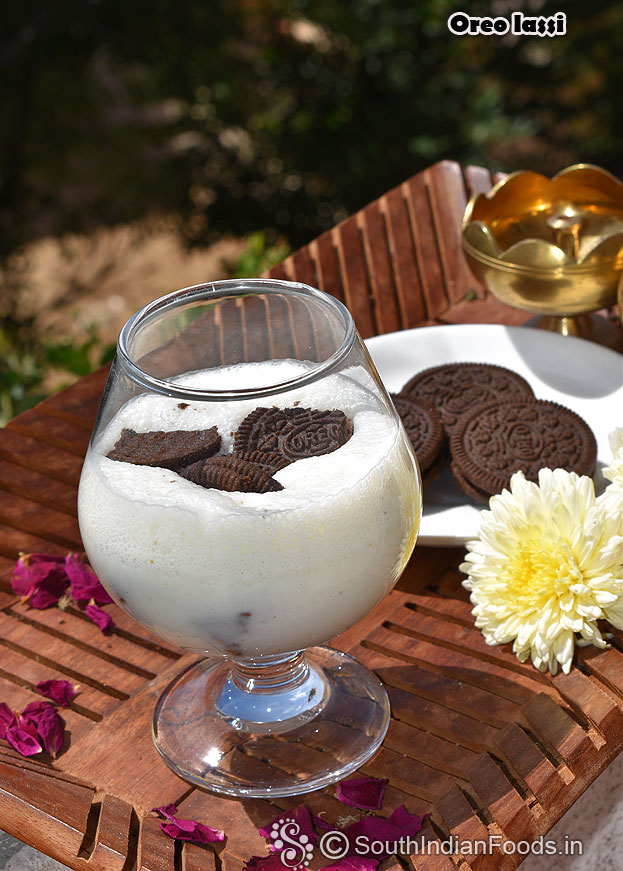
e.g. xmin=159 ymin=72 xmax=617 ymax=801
xmin=342 ymin=806 xmax=428 ymax=858
xmin=33 ymin=706 xmax=65 ymax=755
xmin=35 ymin=679 xmax=78 ymax=707
xmin=313 ymin=814 xmax=337 ymax=832
xmin=66 ymin=553 xmax=113 ymax=604
xmin=152 ymin=803 xmax=178 ymax=819
xmin=160 ymin=818 xmax=225 ymax=844
xmin=321 ymin=859 xmax=380 ymax=871
xmin=0 ymin=703 xmax=17 ymax=740
xmin=259 ymin=803 xmax=316 ymax=849
xmin=12 ymin=554 xmax=69 ymax=609
xmin=85 ymin=604 xmax=115 ymax=633
xmin=336 ymin=777 xmax=386 ymax=810
xmin=11 ymin=553 xmax=66 ymax=598
xmin=21 ymin=701 xmax=56 ymax=723
xmin=6 ymin=724 xmax=42 ymax=756
xmin=385 ymin=805 xmax=428 ymax=835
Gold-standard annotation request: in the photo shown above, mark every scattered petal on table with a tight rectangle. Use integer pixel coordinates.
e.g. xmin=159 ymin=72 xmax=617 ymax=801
xmin=65 ymin=553 xmax=114 ymax=604
xmin=85 ymin=603 xmax=115 ymax=632
xmin=35 ymin=679 xmax=78 ymax=707
xmin=313 ymin=814 xmax=337 ymax=832
xmin=342 ymin=806 xmax=429 ymax=858
xmin=21 ymin=701 xmax=56 ymax=722
xmin=6 ymin=724 xmax=42 ymax=756
xmin=32 ymin=706 xmax=65 ymax=755
xmin=0 ymin=702 xmax=17 ymax=739
xmin=259 ymin=803 xmax=316 ymax=848
xmin=12 ymin=553 xmax=69 ymax=609
xmin=336 ymin=777 xmax=386 ymax=810
xmin=160 ymin=817 xmax=225 ymax=844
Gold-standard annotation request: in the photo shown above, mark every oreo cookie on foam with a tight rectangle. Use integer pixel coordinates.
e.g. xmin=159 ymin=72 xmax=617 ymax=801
xmin=450 ymin=398 xmax=597 ymax=504
xmin=107 ymin=427 xmax=220 ymax=470
xmin=399 ymin=362 xmax=534 ymax=436
xmin=391 ymin=395 xmax=445 ymax=482
xmin=234 ymin=406 xmax=353 ymax=462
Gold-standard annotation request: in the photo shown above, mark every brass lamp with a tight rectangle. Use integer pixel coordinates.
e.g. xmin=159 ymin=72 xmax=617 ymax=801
xmin=462 ymin=164 xmax=623 ymax=344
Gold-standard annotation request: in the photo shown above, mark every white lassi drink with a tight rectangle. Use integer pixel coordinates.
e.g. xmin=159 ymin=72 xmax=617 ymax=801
xmin=78 ymin=360 xmax=419 ymax=656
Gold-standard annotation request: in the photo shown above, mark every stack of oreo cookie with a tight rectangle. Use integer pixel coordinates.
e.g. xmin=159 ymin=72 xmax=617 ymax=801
xmin=393 ymin=362 xmax=597 ymax=503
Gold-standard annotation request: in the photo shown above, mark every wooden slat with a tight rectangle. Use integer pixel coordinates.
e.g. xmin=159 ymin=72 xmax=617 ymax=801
xmin=0 ymin=428 xmax=84 ymax=486
xmin=10 ymin=601 xmax=174 ymax=675
xmin=403 ymin=173 xmax=448 ymax=320
xmin=333 ymin=216 xmax=377 ymax=338
xmin=0 ymin=758 xmax=94 ymax=860
xmin=0 ymin=458 xmax=78 ymax=517
xmin=86 ymin=794 xmax=135 ymax=871
xmin=358 ymin=200 xmax=403 ymax=334
xmin=381 ymin=186 xmax=428 ymax=329
xmin=425 ymin=161 xmax=475 ymax=304
xmin=7 ymin=409 xmax=91 ymax=457
xmin=287 ymin=244 xmax=319 ymax=289
xmin=312 ymin=231 xmax=346 ymax=303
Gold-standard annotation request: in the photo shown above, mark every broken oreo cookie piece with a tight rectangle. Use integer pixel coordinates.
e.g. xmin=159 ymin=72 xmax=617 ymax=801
xmin=179 ymin=455 xmax=283 ymax=493
xmin=234 ymin=407 xmax=353 ymax=462
xmin=107 ymin=427 xmax=220 ymax=471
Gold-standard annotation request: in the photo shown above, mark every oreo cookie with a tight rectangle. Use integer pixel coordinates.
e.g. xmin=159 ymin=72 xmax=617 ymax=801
xmin=107 ymin=427 xmax=220 ymax=471
xmin=234 ymin=406 xmax=353 ymax=462
xmin=233 ymin=450 xmax=292 ymax=473
xmin=179 ymin=455 xmax=283 ymax=493
xmin=399 ymin=363 xmax=534 ymax=436
xmin=392 ymin=395 xmax=445 ymax=482
xmin=450 ymin=398 xmax=597 ymax=503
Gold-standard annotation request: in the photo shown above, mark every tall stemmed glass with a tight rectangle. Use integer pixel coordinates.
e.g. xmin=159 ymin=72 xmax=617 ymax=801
xmin=78 ymin=278 xmax=421 ymax=797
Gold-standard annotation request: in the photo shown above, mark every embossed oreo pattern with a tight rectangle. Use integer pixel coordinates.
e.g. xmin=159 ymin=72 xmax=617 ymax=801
xmin=392 ymin=395 xmax=444 ymax=475
xmin=399 ymin=363 xmax=534 ymax=434
xmin=233 ymin=450 xmax=292 ymax=473
xmin=450 ymin=398 xmax=597 ymax=500
xmin=234 ymin=406 xmax=354 ymax=461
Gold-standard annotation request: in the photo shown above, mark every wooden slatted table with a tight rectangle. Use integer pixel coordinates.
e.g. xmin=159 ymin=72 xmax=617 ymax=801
xmin=1 ymin=160 xmax=622 ymax=871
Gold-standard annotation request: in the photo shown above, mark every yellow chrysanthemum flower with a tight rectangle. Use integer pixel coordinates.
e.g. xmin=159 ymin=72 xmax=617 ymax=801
xmin=599 ymin=428 xmax=623 ymax=529
xmin=461 ymin=468 xmax=623 ymax=675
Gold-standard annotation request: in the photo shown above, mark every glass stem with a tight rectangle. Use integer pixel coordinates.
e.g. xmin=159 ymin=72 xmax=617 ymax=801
xmin=230 ymin=650 xmax=309 ymax=693
xmin=217 ymin=650 xmax=326 ymax=730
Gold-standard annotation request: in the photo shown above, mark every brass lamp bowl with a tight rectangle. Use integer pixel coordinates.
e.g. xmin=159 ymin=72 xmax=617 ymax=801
xmin=462 ymin=164 xmax=623 ymax=342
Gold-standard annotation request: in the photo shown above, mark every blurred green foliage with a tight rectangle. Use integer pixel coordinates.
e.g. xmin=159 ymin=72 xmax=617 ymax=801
xmin=1 ymin=0 xmax=622 ymax=418
xmin=233 ymin=231 xmax=291 ymax=278
xmin=0 ymin=317 xmax=115 ymax=425
xmin=2 ymin=0 xmax=623 ymax=259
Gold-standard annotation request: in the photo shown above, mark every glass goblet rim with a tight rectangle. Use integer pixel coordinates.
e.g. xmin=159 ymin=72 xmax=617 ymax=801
xmin=116 ymin=278 xmax=356 ymax=402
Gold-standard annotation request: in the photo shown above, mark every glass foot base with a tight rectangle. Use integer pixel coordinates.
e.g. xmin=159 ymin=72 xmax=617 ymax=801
xmin=152 ymin=646 xmax=390 ymax=797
